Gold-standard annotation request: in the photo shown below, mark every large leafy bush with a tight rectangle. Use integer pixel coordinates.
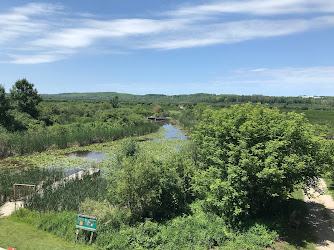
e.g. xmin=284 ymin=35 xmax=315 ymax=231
xmin=192 ymin=103 xmax=326 ymax=223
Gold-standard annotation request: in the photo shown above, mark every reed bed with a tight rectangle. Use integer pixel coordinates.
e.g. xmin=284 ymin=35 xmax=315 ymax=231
xmin=24 ymin=172 xmax=107 ymax=212
xmin=0 ymin=167 xmax=63 ymax=206
xmin=0 ymin=122 xmax=159 ymax=158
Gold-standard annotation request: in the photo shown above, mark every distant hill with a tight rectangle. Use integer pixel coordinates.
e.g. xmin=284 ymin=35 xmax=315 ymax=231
xmin=42 ymin=92 xmax=333 ymax=106
xmin=42 ymin=92 xmax=219 ymax=103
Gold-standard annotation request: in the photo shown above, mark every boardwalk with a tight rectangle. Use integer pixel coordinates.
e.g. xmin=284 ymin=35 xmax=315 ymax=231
xmin=0 ymin=168 xmax=100 ymax=217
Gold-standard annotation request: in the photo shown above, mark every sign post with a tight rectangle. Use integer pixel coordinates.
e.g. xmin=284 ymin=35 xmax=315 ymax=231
xmin=76 ymin=214 xmax=97 ymax=244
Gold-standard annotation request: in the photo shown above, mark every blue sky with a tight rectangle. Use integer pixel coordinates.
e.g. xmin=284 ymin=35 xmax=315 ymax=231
xmin=0 ymin=0 xmax=333 ymax=96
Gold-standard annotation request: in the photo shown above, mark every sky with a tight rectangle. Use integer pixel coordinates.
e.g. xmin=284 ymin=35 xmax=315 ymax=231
xmin=0 ymin=0 xmax=333 ymax=96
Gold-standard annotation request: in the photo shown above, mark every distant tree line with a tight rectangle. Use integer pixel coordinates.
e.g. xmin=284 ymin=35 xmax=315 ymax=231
xmin=43 ymin=92 xmax=334 ymax=109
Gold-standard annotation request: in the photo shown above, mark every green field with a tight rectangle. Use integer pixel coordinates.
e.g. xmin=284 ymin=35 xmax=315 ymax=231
xmin=0 ymin=218 xmax=91 ymax=250
xmin=294 ymin=109 xmax=334 ymax=137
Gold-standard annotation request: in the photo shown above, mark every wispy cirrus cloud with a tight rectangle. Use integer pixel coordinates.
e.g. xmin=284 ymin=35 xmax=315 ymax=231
xmin=145 ymin=16 xmax=334 ymax=49
xmin=210 ymin=66 xmax=334 ymax=96
xmin=168 ymin=0 xmax=334 ymax=17
xmin=32 ymin=18 xmax=190 ymax=49
xmin=1 ymin=1 xmax=334 ymax=64
xmin=222 ymin=66 xmax=334 ymax=85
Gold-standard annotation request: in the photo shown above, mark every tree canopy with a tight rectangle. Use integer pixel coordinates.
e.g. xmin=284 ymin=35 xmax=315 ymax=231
xmin=0 ymin=84 xmax=10 ymax=127
xmin=192 ymin=103 xmax=326 ymax=223
xmin=109 ymin=96 xmax=120 ymax=108
xmin=9 ymin=79 xmax=42 ymax=118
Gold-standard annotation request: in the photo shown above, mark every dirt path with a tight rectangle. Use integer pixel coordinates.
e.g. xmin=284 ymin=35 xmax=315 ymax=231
xmin=304 ymin=179 xmax=334 ymax=249
xmin=0 ymin=201 xmax=24 ymax=217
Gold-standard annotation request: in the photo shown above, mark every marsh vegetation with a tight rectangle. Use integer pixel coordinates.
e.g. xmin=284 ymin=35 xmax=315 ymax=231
xmin=1 ymin=83 xmax=334 ymax=249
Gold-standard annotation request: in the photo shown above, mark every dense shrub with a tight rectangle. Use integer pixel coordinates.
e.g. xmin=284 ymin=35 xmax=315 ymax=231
xmin=192 ymin=103 xmax=327 ymax=223
xmin=9 ymin=207 xmax=278 ymax=249
xmin=108 ymin=141 xmax=195 ymax=222
xmin=222 ymin=224 xmax=278 ymax=250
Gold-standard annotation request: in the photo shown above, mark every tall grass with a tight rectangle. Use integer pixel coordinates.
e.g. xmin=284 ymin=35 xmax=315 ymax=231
xmin=25 ymin=172 xmax=107 ymax=212
xmin=0 ymin=167 xmax=63 ymax=206
xmin=0 ymin=122 xmax=159 ymax=158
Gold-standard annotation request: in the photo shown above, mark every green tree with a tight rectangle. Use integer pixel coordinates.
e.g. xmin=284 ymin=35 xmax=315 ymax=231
xmin=9 ymin=79 xmax=42 ymax=118
xmin=193 ymin=102 xmax=208 ymax=119
xmin=192 ymin=103 xmax=326 ymax=223
xmin=153 ymin=103 xmax=163 ymax=115
xmin=0 ymin=84 xmax=10 ymax=126
xmin=109 ymin=96 xmax=120 ymax=108
xmin=108 ymin=140 xmax=193 ymax=221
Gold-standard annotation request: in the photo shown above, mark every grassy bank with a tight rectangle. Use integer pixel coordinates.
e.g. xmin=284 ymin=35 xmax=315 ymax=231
xmin=0 ymin=217 xmax=91 ymax=250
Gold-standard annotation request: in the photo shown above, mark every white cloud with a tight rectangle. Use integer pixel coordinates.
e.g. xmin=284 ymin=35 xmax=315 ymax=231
xmin=143 ymin=16 xmax=334 ymax=49
xmin=244 ymin=66 xmax=334 ymax=85
xmin=0 ymin=1 xmax=334 ymax=64
xmin=32 ymin=18 xmax=189 ymax=49
xmin=12 ymin=2 xmax=62 ymax=16
xmin=0 ymin=13 xmax=47 ymax=45
xmin=168 ymin=0 xmax=334 ymax=17
xmin=8 ymin=53 xmax=63 ymax=64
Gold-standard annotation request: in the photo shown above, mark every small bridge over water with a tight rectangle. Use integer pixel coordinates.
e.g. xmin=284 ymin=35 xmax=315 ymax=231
xmin=147 ymin=116 xmax=170 ymax=121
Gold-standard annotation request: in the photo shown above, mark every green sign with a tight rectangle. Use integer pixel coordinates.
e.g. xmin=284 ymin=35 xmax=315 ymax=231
xmin=76 ymin=214 xmax=97 ymax=232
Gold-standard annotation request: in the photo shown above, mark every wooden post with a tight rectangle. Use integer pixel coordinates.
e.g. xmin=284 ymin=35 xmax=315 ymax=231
xmin=75 ymin=229 xmax=79 ymax=242
xmin=13 ymin=184 xmax=15 ymax=201
xmin=89 ymin=231 xmax=94 ymax=245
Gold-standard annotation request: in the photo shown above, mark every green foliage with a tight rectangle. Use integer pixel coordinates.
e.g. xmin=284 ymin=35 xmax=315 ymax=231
xmin=25 ymin=172 xmax=107 ymax=212
xmin=295 ymin=110 xmax=334 ymax=139
xmin=8 ymin=206 xmax=277 ymax=250
xmin=3 ymin=98 xmax=331 ymax=249
xmin=79 ymin=199 xmax=131 ymax=230
xmin=0 ymin=121 xmax=158 ymax=157
xmin=116 ymin=138 xmax=139 ymax=163
xmin=323 ymin=140 xmax=334 ymax=181
xmin=5 ymin=129 xmax=282 ymax=249
xmin=109 ymin=96 xmax=120 ymax=108
xmin=0 ymin=84 xmax=10 ymax=126
xmin=9 ymin=78 xmax=42 ymax=118
xmin=0 ymin=167 xmax=63 ymax=205
xmin=101 ymin=209 xmax=277 ymax=249
xmin=192 ymin=103 xmax=326 ymax=223
xmin=42 ymin=91 xmax=334 ymax=109
xmin=153 ymin=103 xmax=164 ymax=115
xmin=222 ymin=224 xmax=278 ymax=250
xmin=0 ymin=128 xmax=10 ymax=158
xmin=108 ymin=141 xmax=195 ymax=221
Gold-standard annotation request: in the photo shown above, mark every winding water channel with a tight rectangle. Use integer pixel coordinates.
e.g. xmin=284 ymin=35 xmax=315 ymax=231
xmin=0 ymin=123 xmax=187 ymax=177
xmin=66 ymin=123 xmax=186 ymax=158
xmin=0 ymin=123 xmax=188 ymax=206
xmin=59 ymin=123 xmax=187 ymax=174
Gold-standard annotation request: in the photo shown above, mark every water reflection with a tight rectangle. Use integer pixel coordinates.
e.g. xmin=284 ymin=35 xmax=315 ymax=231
xmin=64 ymin=150 xmax=108 ymax=162
xmin=162 ymin=124 xmax=188 ymax=140
xmin=152 ymin=123 xmax=188 ymax=141
xmin=0 ymin=124 xmax=187 ymax=177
